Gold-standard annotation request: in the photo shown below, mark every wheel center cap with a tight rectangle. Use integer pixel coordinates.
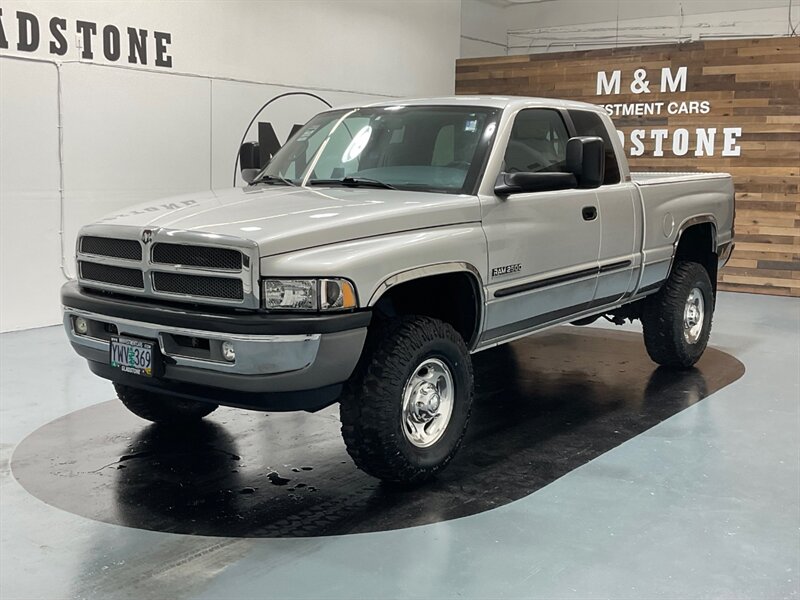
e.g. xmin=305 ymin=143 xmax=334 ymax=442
xmin=412 ymin=383 xmax=440 ymax=422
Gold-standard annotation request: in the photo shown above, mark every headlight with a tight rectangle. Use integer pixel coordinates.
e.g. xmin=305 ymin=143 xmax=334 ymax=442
xmin=263 ymin=279 xmax=316 ymax=310
xmin=261 ymin=278 xmax=357 ymax=311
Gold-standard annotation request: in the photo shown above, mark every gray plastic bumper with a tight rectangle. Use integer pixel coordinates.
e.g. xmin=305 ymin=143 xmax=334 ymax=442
xmin=64 ymin=306 xmax=367 ymax=395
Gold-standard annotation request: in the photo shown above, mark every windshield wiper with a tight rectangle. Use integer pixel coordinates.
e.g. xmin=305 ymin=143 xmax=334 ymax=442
xmin=250 ymin=174 xmax=296 ymax=187
xmin=309 ymin=176 xmax=397 ymax=190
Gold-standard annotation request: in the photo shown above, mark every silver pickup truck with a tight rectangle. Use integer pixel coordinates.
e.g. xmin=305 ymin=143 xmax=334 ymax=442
xmin=62 ymin=96 xmax=734 ymax=483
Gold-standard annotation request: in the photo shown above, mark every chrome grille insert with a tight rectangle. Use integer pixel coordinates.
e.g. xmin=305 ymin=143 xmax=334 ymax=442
xmin=152 ymin=272 xmax=244 ymax=300
xmin=79 ymin=261 xmax=144 ymax=289
xmin=152 ymin=243 xmax=242 ymax=271
xmin=80 ymin=236 xmax=142 ymax=260
xmin=76 ymin=226 xmax=259 ymax=308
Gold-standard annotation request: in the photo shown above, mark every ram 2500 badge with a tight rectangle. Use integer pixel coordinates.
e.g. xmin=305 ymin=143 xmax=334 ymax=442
xmin=62 ymin=97 xmax=734 ymax=484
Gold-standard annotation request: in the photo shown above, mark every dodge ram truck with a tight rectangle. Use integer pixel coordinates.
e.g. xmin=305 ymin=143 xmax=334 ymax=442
xmin=62 ymin=96 xmax=735 ymax=484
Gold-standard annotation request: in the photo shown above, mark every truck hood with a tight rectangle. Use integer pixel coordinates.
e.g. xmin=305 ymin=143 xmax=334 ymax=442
xmin=96 ymin=185 xmax=481 ymax=256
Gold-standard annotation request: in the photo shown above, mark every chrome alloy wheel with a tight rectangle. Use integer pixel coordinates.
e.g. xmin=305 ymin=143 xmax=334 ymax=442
xmin=683 ymin=287 xmax=705 ymax=344
xmin=401 ymin=358 xmax=455 ymax=448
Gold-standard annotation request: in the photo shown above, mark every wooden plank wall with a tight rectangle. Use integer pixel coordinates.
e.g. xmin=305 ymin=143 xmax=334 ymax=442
xmin=456 ymin=37 xmax=800 ymax=297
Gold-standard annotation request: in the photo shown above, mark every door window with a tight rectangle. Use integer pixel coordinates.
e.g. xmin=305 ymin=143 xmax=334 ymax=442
xmin=503 ymin=109 xmax=569 ymax=173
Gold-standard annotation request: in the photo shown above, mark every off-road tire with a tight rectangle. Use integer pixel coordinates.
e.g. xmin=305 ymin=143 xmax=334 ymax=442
xmin=339 ymin=316 xmax=473 ymax=485
xmin=641 ymin=260 xmax=714 ymax=369
xmin=115 ymin=384 xmax=218 ymax=424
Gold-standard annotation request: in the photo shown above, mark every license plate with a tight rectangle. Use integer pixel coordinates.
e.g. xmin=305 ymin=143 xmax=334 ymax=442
xmin=110 ymin=336 xmax=155 ymax=377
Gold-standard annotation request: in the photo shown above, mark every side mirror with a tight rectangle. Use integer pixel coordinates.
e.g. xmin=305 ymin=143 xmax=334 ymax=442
xmin=566 ymin=136 xmax=604 ymax=189
xmin=494 ymin=172 xmax=577 ymax=197
xmin=241 ymin=168 xmax=260 ymax=184
xmin=239 ymin=141 xmax=261 ymax=170
xmin=239 ymin=142 xmax=261 ymax=185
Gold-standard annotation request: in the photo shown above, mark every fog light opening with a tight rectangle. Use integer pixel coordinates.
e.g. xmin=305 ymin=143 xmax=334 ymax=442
xmin=74 ymin=317 xmax=89 ymax=335
xmin=221 ymin=341 xmax=236 ymax=362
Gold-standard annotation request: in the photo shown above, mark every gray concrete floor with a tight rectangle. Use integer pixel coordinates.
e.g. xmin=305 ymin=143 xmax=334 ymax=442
xmin=1 ymin=291 xmax=798 ymax=599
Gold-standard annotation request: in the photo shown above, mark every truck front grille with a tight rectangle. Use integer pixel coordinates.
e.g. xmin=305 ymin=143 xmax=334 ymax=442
xmin=80 ymin=236 xmax=142 ymax=260
xmin=76 ymin=228 xmax=258 ymax=308
xmin=152 ymin=272 xmax=244 ymax=300
xmin=151 ymin=243 xmax=242 ymax=270
xmin=79 ymin=261 xmax=145 ymax=289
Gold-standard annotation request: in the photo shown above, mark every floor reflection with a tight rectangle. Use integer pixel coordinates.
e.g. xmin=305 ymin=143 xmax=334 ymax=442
xmin=11 ymin=327 xmax=744 ymax=537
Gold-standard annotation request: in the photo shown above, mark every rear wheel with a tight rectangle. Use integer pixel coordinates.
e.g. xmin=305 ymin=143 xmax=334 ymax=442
xmin=641 ymin=261 xmax=714 ymax=369
xmin=115 ymin=384 xmax=218 ymax=424
xmin=339 ymin=316 xmax=473 ymax=485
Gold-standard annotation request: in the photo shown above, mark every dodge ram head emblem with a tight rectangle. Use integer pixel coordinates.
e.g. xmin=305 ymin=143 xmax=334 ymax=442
xmin=141 ymin=229 xmax=153 ymax=244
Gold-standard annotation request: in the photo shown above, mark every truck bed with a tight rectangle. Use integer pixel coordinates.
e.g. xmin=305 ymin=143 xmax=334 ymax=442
xmin=631 ymin=171 xmax=735 ymax=292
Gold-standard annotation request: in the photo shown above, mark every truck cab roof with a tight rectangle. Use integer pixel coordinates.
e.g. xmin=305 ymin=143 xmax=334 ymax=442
xmin=362 ymin=95 xmax=607 ymax=114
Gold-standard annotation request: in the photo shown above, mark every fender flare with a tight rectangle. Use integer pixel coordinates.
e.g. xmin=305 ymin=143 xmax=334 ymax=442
xmin=367 ymin=262 xmax=485 ymax=349
xmin=667 ymin=215 xmax=720 ymax=291
xmin=674 ymin=215 xmax=718 ymax=253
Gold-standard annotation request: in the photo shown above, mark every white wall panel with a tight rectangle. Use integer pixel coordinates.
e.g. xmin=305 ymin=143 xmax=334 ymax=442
xmin=0 ymin=59 xmax=62 ymax=331
xmin=59 ymin=64 xmax=212 ymax=275
xmin=0 ymin=0 xmax=461 ymax=96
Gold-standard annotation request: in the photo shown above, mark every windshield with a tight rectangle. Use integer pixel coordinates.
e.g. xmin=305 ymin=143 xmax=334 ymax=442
xmin=257 ymin=105 xmax=501 ymax=194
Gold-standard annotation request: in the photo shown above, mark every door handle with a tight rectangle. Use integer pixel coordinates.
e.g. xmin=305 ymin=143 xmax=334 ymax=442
xmin=582 ymin=206 xmax=598 ymax=221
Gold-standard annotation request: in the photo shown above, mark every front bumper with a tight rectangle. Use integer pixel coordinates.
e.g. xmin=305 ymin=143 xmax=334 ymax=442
xmin=61 ymin=281 xmax=370 ymax=411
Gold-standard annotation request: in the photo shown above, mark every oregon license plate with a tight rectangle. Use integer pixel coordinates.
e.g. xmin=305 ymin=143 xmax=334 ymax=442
xmin=110 ymin=336 xmax=155 ymax=377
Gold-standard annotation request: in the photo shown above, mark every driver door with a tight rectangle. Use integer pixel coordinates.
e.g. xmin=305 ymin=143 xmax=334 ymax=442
xmin=480 ymin=108 xmax=602 ymax=344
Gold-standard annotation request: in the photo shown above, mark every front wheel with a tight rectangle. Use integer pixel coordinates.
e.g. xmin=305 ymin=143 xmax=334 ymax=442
xmin=339 ymin=316 xmax=473 ymax=485
xmin=115 ymin=384 xmax=218 ymax=424
xmin=641 ymin=261 xmax=714 ymax=369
